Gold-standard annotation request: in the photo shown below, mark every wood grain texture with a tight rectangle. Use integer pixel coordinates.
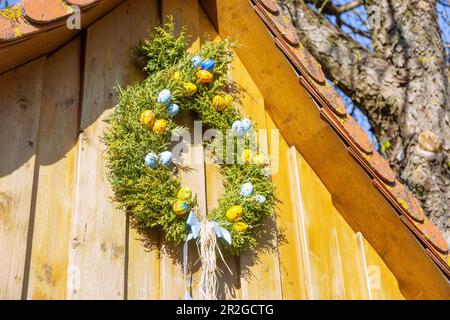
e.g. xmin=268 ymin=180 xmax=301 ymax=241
xmin=0 ymin=58 xmax=45 ymax=299
xmin=67 ymin=2 xmax=129 ymax=299
xmin=126 ymin=0 xmax=161 ymax=301
xmin=26 ymin=37 xmax=81 ymax=300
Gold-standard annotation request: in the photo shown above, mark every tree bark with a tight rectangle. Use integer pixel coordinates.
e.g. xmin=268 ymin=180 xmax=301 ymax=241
xmin=280 ymin=0 xmax=450 ymax=243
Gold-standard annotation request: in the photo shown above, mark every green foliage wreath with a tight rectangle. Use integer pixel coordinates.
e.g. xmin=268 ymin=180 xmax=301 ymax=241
xmin=104 ymin=21 xmax=275 ymax=255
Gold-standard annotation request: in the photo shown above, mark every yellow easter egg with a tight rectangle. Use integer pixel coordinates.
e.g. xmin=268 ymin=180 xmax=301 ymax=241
xmin=253 ymin=154 xmax=266 ymax=166
xmin=224 ymin=94 xmax=233 ymax=107
xmin=153 ymin=119 xmax=168 ymax=134
xmin=241 ymin=149 xmax=254 ymax=164
xmin=212 ymin=95 xmax=226 ymax=111
xmin=177 ymin=187 xmax=192 ymax=201
xmin=173 ymin=71 xmax=184 ymax=81
xmin=173 ymin=200 xmax=189 ymax=216
xmin=184 ymin=82 xmax=197 ymax=96
xmin=226 ymin=205 xmax=243 ymax=222
xmin=140 ymin=109 xmax=155 ymax=129
xmin=196 ymin=69 xmax=213 ymax=84
xmin=233 ymin=221 xmax=248 ymax=233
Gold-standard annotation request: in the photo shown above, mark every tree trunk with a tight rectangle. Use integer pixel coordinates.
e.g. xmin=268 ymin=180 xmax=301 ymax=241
xmin=280 ymin=0 xmax=450 ymax=243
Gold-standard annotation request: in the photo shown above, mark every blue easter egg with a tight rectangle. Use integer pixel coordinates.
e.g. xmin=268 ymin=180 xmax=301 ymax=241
xmin=157 ymin=89 xmax=171 ymax=105
xmin=159 ymin=151 xmax=173 ymax=167
xmin=144 ymin=152 xmax=158 ymax=169
xmin=201 ymin=59 xmax=216 ymax=71
xmin=231 ymin=120 xmax=245 ymax=137
xmin=167 ymin=103 xmax=179 ymax=117
xmin=191 ymin=55 xmax=203 ymax=68
xmin=254 ymin=195 xmax=266 ymax=204
xmin=240 ymin=182 xmax=254 ymax=197
xmin=241 ymin=118 xmax=251 ymax=132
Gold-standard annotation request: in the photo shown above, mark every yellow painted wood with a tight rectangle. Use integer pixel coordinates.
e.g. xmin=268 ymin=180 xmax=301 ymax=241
xmin=296 ymin=151 xmax=346 ymax=299
xmin=27 ymin=38 xmax=81 ymax=300
xmin=357 ymin=233 xmax=405 ymax=300
xmin=160 ymin=0 xmax=206 ymax=300
xmin=199 ymin=8 xmax=241 ymax=300
xmin=0 ymin=58 xmax=45 ymax=299
xmin=266 ymin=117 xmax=309 ymax=299
xmin=126 ymin=0 xmax=161 ymax=300
xmin=67 ymin=3 xmax=129 ymax=299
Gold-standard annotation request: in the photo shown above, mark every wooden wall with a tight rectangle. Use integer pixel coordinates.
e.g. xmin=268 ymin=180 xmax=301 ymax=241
xmin=0 ymin=0 xmax=404 ymax=300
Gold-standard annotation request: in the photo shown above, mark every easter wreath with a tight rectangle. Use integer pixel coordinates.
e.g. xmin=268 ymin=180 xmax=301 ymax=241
xmin=103 ymin=21 xmax=275 ymax=299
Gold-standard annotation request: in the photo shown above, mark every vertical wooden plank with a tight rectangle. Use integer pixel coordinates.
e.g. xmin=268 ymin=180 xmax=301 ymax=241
xmin=27 ymin=38 xmax=81 ymax=300
xmin=334 ymin=212 xmax=370 ymax=300
xmin=199 ymin=8 xmax=241 ymax=300
xmin=68 ymin=3 xmax=129 ymax=299
xmin=265 ymin=117 xmax=309 ymax=299
xmin=160 ymin=0 xmax=205 ymax=300
xmin=126 ymin=0 xmax=161 ymax=300
xmin=357 ymin=233 xmax=405 ymax=300
xmin=0 ymin=58 xmax=45 ymax=299
xmin=296 ymin=152 xmax=346 ymax=299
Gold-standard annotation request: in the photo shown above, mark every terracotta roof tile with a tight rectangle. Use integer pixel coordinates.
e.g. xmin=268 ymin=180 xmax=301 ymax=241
xmin=65 ymin=0 xmax=101 ymax=7
xmin=250 ymin=0 xmax=450 ymax=275
xmin=23 ymin=0 xmax=73 ymax=24
xmin=0 ymin=3 xmax=39 ymax=42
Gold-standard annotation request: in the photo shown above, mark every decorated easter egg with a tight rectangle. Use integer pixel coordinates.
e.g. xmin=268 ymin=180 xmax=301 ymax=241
xmin=253 ymin=154 xmax=266 ymax=166
xmin=177 ymin=187 xmax=192 ymax=201
xmin=167 ymin=103 xmax=179 ymax=117
xmin=241 ymin=118 xmax=251 ymax=132
xmin=212 ymin=95 xmax=226 ymax=111
xmin=159 ymin=151 xmax=173 ymax=167
xmin=173 ymin=200 xmax=189 ymax=215
xmin=241 ymin=149 xmax=254 ymax=164
xmin=184 ymin=82 xmax=197 ymax=96
xmin=233 ymin=222 xmax=248 ymax=233
xmin=224 ymin=94 xmax=233 ymax=107
xmin=240 ymin=182 xmax=253 ymax=197
xmin=157 ymin=89 xmax=171 ymax=105
xmin=231 ymin=120 xmax=245 ymax=137
xmin=254 ymin=195 xmax=266 ymax=204
xmin=191 ymin=55 xmax=203 ymax=69
xmin=201 ymin=59 xmax=216 ymax=71
xmin=226 ymin=205 xmax=243 ymax=221
xmin=140 ymin=109 xmax=155 ymax=129
xmin=196 ymin=70 xmax=213 ymax=84
xmin=144 ymin=152 xmax=158 ymax=169
xmin=172 ymin=71 xmax=184 ymax=81
xmin=153 ymin=119 xmax=168 ymax=134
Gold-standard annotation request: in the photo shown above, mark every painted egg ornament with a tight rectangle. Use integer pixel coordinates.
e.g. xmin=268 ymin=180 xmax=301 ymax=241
xmin=241 ymin=118 xmax=251 ymax=132
xmin=159 ymin=151 xmax=173 ymax=167
xmin=177 ymin=187 xmax=192 ymax=201
xmin=212 ymin=95 xmax=226 ymax=111
xmin=226 ymin=205 xmax=243 ymax=221
xmin=231 ymin=120 xmax=245 ymax=137
xmin=233 ymin=222 xmax=248 ymax=233
xmin=196 ymin=69 xmax=213 ymax=84
xmin=157 ymin=89 xmax=171 ymax=105
xmin=167 ymin=103 xmax=179 ymax=117
xmin=184 ymin=82 xmax=197 ymax=96
xmin=191 ymin=55 xmax=203 ymax=69
xmin=140 ymin=109 xmax=155 ymax=129
xmin=201 ymin=59 xmax=216 ymax=71
xmin=224 ymin=94 xmax=233 ymax=107
xmin=172 ymin=71 xmax=184 ymax=81
xmin=254 ymin=195 xmax=266 ymax=204
xmin=240 ymin=182 xmax=254 ymax=197
xmin=253 ymin=154 xmax=266 ymax=166
xmin=173 ymin=200 xmax=189 ymax=215
xmin=153 ymin=119 xmax=168 ymax=134
xmin=144 ymin=152 xmax=158 ymax=169
xmin=241 ymin=149 xmax=254 ymax=164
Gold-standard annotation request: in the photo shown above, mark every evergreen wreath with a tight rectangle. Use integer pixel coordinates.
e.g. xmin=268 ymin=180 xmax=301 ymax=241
xmin=104 ymin=21 xmax=275 ymax=255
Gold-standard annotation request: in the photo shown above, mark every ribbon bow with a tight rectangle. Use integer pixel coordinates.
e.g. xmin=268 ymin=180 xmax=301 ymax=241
xmin=183 ymin=211 xmax=232 ymax=299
